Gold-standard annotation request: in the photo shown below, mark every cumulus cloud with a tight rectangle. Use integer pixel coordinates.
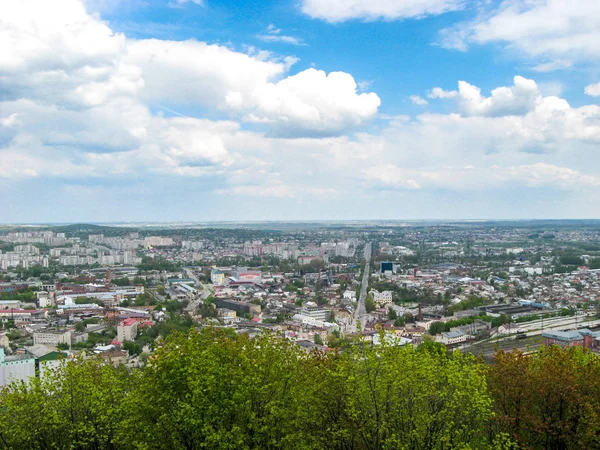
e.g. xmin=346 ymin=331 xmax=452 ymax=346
xmin=301 ymin=0 xmax=464 ymax=22
xmin=428 ymin=87 xmax=458 ymax=99
xmin=439 ymin=0 xmax=600 ymax=68
xmin=428 ymin=76 xmax=543 ymax=117
xmin=1 ymin=0 xmax=379 ymax=138
xmin=242 ymin=68 xmax=381 ymax=135
xmin=585 ymin=83 xmax=600 ymax=97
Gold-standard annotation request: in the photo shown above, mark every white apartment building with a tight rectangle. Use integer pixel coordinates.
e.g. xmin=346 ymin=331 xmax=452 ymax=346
xmin=117 ymin=318 xmax=138 ymax=342
xmin=0 ymin=348 xmax=35 ymax=387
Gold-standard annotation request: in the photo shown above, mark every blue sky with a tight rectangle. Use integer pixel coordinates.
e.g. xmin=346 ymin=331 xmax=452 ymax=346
xmin=1 ymin=0 xmax=600 ymax=222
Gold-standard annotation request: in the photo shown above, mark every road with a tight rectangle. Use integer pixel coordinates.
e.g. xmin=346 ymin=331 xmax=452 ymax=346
xmin=183 ymin=267 xmax=213 ymax=312
xmin=348 ymin=242 xmax=371 ymax=333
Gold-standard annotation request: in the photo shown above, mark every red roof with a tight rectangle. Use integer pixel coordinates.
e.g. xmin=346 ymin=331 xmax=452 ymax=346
xmin=122 ymin=318 xmax=138 ymax=326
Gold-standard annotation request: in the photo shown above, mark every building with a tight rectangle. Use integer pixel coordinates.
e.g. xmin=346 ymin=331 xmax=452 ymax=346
xmin=370 ymin=290 xmax=393 ymax=307
xmin=211 ymin=269 xmax=225 ymax=285
xmin=300 ymin=306 xmax=330 ymax=322
xmin=542 ymin=329 xmax=600 ymax=349
xmin=0 ymin=300 xmax=20 ymax=310
xmin=436 ymin=330 xmax=469 ymax=345
xmin=380 ymin=262 xmax=394 ymax=274
xmin=117 ymin=318 xmax=138 ymax=342
xmin=0 ymin=348 xmax=35 ymax=386
xmin=214 ymin=298 xmax=261 ymax=316
xmin=343 ymin=290 xmax=356 ymax=301
xmin=144 ymin=237 xmax=174 ymax=248
xmin=33 ymin=330 xmax=72 ymax=346
xmin=217 ymin=308 xmax=237 ymax=323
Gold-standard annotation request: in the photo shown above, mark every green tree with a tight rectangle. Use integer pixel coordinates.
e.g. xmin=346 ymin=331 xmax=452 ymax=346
xmin=365 ymin=294 xmax=376 ymax=313
xmin=0 ymin=358 xmax=131 ymax=450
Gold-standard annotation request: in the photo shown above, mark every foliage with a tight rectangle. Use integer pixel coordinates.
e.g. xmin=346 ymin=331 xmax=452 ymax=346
xmin=0 ymin=358 xmax=132 ymax=450
xmin=112 ymin=277 xmax=131 ymax=287
xmin=489 ymin=346 xmax=600 ymax=449
xmin=447 ymin=295 xmax=491 ymax=315
xmin=136 ymin=256 xmax=178 ymax=273
xmin=365 ymin=294 xmax=376 ymax=313
xmin=0 ymin=328 xmax=516 ymax=450
xmin=0 ymin=290 xmax=37 ymax=302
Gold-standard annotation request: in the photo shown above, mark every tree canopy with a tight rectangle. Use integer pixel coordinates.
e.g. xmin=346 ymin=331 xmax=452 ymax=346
xmin=1 ymin=329 xmax=598 ymax=449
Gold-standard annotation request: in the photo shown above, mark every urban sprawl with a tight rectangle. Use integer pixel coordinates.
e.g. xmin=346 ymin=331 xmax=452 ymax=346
xmin=2 ymin=221 xmax=600 ymax=385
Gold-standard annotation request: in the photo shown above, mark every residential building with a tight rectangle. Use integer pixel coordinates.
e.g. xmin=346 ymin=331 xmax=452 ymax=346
xmin=117 ymin=318 xmax=138 ymax=342
xmin=370 ymin=289 xmax=393 ymax=306
xmin=211 ymin=269 xmax=225 ymax=285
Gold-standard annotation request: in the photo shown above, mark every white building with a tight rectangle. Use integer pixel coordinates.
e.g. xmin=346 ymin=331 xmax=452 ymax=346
xmin=370 ymin=289 xmax=393 ymax=306
xmin=435 ymin=330 xmax=469 ymax=345
xmin=343 ymin=290 xmax=356 ymax=301
xmin=33 ymin=330 xmax=72 ymax=346
xmin=301 ymin=305 xmax=330 ymax=322
xmin=211 ymin=269 xmax=225 ymax=285
xmin=0 ymin=348 xmax=35 ymax=386
xmin=144 ymin=237 xmax=174 ymax=248
xmin=117 ymin=318 xmax=138 ymax=342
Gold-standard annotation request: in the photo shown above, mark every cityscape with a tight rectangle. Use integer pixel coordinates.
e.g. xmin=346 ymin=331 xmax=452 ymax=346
xmin=1 ymin=220 xmax=600 ymax=373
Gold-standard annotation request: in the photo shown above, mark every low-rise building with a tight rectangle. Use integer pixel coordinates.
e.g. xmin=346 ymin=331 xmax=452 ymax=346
xmin=542 ymin=329 xmax=600 ymax=349
xmin=436 ymin=330 xmax=469 ymax=345
xmin=370 ymin=289 xmax=393 ymax=306
xmin=33 ymin=330 xmax=72 ymax=346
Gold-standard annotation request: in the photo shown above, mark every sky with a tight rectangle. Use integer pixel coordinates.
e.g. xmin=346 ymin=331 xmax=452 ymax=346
xmin=1 ymin=0 xmax=600 ymax=223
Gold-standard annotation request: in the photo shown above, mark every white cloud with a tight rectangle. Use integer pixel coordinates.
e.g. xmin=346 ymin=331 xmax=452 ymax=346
xmin=1 ymin=0 xmax=379 ymax=138
xmin=301 ymin=0 xmax=465 ymax=22
xmin=363 ymin=163 xmax=600 ymax=191
xmin=257 ymin=24 xmax=304 ymax=46
xmin=409 ymin=95 xmax=428 ymax=106
xmin=127 ymin=40 xmax=379 ymax=135
xmin=428 ymin=87 xmax=458 ymax=99
xmin=440 ymin=0 xmax=600 ymax=68
xmin=585 ymin=83 xmax=600 ymax=97
xmin=242 ymin=68 xmax=381 ymax=135
xmin=531 ymin=60 xmax=573 ymax=72
xmin=429 ymin=76 xmax=542 ymax=117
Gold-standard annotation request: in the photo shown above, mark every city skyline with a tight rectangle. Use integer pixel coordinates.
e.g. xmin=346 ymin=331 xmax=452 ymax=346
xmin=2 ymin=0 xmax=600 ymax=222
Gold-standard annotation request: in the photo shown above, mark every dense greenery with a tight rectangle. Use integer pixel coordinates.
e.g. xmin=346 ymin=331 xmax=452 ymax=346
xmin=1 ymin=329 xmax=599 ymax=449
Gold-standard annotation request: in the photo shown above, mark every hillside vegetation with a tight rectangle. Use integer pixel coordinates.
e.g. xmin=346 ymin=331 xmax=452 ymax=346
xmin=1 ymin=330 xmax=599 ymax=449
